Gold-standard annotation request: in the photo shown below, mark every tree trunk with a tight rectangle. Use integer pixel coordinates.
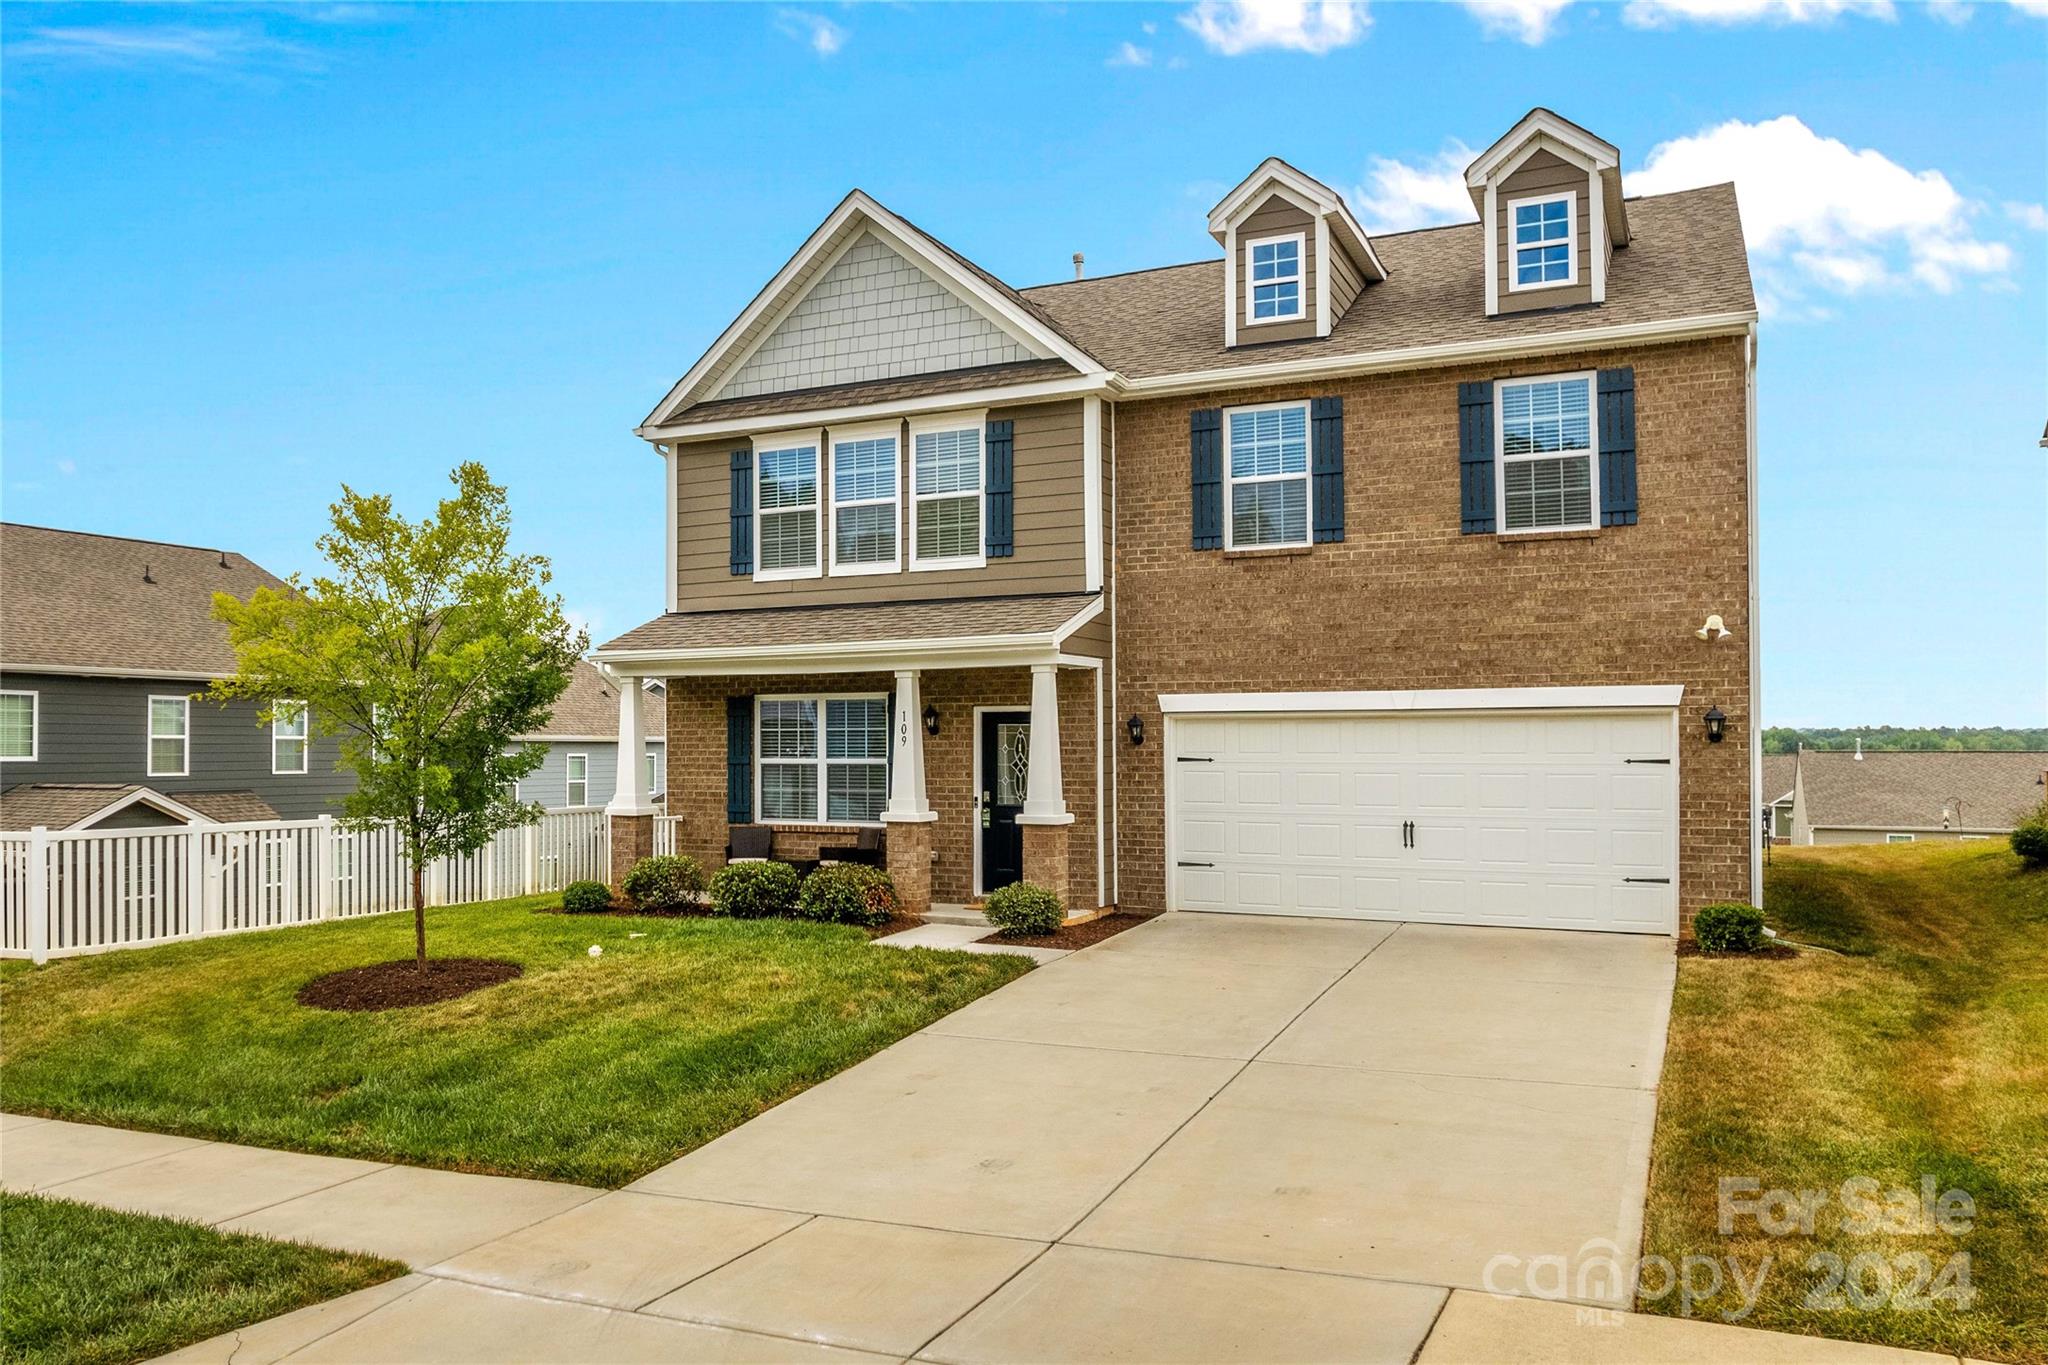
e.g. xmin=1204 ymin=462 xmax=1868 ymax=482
xmin=410 ymin=859 xmax=427 ymax=974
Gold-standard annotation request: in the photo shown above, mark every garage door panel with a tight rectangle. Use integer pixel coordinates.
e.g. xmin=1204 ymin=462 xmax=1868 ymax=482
xmin=1170 ymin=709 xmax=1677 ymax=935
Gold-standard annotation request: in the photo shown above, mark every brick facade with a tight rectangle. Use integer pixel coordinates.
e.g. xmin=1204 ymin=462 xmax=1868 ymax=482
xmin=663 ymin=667 xmax=1103 ymax=909
xmin=1109 ymin=335 xmax=1753 ymax=930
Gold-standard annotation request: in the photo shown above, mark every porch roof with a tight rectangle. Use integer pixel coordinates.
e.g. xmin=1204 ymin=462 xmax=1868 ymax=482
xmin=594 ymin=592 xmax=1102 ymax=677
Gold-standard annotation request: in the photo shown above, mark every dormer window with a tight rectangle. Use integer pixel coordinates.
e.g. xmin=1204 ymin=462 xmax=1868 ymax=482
xmin=1247 ymin=234 xmax=1304 ymax=323
xmin=1510 ymin=193 xmax=1576 ymax=289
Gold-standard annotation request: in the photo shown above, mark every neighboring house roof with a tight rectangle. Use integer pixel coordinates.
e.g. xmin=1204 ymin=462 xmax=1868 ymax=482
xmin=0 ymin=783 xmax=271 ymax=831
xmin=1763 ymin=754 xmax=1796 ymax=804
xmin=0 ymin=523 xmax=287 ymax=678
xmin=602 ymin=592 xmax=1100 ymax=654
xmin=1797 ymin=750 xmax=2048 ymax=832
xmin=518 ymin=659 xmax=667 ymax=741
xmin=1020 ymin=184 xmax=1750 ymax=383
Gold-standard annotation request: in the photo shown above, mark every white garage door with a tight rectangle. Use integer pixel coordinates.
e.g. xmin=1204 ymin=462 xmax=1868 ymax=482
xmin=1169 ymin=708 xmax=1677 ymax=934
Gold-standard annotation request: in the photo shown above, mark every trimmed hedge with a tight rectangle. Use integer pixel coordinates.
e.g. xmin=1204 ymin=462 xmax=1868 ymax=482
xmin=2011 ymin=801 xmax=2048 ymax=869
xmin=1694 ymin=901 xmax=1767 ymax=953
xmin=709 ymin=860 xmax=800 ymax=919
xmin=622 ymin=854 xmax=704 ymax=910
xmin=797 ymin=864 xmax=900 ymax=927
xmin=562 ymin=880 xmax=612 ymax=914
xmin=983 ymin=881 xmax=1063 ymax=937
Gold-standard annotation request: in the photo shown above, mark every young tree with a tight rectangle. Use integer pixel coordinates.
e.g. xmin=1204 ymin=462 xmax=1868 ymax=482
xmin=211 ymin=463 xmax=584 ymax=970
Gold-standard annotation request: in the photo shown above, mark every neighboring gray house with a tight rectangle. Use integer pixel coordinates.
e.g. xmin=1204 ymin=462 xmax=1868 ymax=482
xmin=509 ymin=660 xmax=666 ymax=809
xmin=1763 ymin=752 xmax=1796 ymax=841
xmin=0 ymin=523 xmax=352 ymax=830
xmin=1787 ymin=747 xmax=2047 ymax=845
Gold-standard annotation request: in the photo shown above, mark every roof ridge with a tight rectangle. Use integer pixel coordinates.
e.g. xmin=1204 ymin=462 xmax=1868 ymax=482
xmin=1 ymin=521 xmax=257 ymax=561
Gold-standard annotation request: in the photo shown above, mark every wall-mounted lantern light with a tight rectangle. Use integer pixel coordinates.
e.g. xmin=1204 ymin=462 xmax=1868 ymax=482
xmin=1127 ymin=714 xmax=1146 ymax=746
xmin=922 ymin=704 xmax=940 ymax=737
xmin=1703 ymin=706 xmax=1727 ymax=744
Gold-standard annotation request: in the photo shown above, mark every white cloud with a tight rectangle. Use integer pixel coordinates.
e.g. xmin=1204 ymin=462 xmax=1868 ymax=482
xmin=1348 ymin=142 xmax=1479 ymax=234
xmin=774 ymin=9 xmax=846 ymax=57
xmin=1108 ymin=40 xmax=1153 ymax=65
xmin=1622 ymin=0 xmax=1894 ymax=25
xmin=2006 ymin=201 xmax=2048 ymax=231
xmin=1460 ymin=0 xmax=1575 ymax=42
xmin=57 ymin=459 xmax=77 ymax=477
xmin=1631 ymin=115 xmax=2014 ymax=306
xmin=7 ymin=23 xmax=313 ymax=70
xmin=1178 ymin=0 xmax=1368 ymax=54
xmin=1142 ymin=19 xmax=1160 ymax=32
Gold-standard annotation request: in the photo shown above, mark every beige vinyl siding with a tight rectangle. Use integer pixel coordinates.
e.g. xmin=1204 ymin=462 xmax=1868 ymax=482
xmin=1235 ymin=194 xmax=1317 ymax=345
xmin=1063 ymin=609 xmax=1110 ymax=660
xmin=673 ymin=399 xmax=1088 ymax=608
xmin=1495 ymin=148 xmax=1594 ymax=314
xmin=1326 ymin=238 xmax=1365 ymax=323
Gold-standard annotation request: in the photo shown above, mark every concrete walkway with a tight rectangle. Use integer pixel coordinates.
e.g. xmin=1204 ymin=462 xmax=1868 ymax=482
xmin=0 ymin=914 xmax=1966 ymax=1362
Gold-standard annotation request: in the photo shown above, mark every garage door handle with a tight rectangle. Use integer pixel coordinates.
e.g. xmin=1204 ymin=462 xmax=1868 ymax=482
xmin=1624 ymin=758 xmax=1672 ymax=765
xmin=1622 ymin=877 xmax=1671 ymax=884
xmin=1176 ymin=756 xmax=1214 ymax=763
xmin=1177 ymin=861 xmax=1214 ymax=868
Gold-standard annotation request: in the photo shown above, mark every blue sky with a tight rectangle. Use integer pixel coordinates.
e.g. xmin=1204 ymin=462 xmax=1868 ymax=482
xmin=4 ymin=0 xmax=2043 ymax=726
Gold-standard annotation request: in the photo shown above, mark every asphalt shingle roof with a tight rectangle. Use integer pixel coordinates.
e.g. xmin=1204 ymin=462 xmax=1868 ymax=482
xmin=1798 ymin=750 xmax=2048 ymax=832
xmin=602 ymin=592 xmax=1100 ymax=654
xmin=523 ymin=659 xmax=667 ymax=739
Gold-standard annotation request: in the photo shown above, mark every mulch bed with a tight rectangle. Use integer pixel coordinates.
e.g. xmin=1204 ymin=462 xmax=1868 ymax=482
xmin=1676 ymin=941 xmax=1801 ymax=960
xmin=298 ymin=958 xmax=524 ymax=1012
xmin=986 ymin=910 xmax=1163 ymax=950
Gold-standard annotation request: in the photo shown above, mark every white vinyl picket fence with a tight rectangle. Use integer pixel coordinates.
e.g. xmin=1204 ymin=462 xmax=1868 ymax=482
xmin=0 ymin=807 xmax=610 ymax=963
xmin=652 ymin=815 xmax=686 ymax=857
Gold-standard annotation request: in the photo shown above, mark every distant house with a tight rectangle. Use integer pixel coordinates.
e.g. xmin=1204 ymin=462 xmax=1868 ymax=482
xmin=508 ymin=660 xmax=666 ymax=809
xmin=1787 ymin=748 xmax=2047 ymax=845
xmin=1762 ymin=753 xmax=1796 ymax=841
xmin=0 ymin=523 xmax=352 ymax=831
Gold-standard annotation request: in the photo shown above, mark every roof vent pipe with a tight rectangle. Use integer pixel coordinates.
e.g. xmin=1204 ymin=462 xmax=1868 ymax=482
xmin=219 ymin=550 xmax=229 ymax=568
xmin=142 ymin=564 xmax=154 ymax=584
xmin=1854 ymin=737 xmax=1863 ymax=760
xmin=1072 ymin=252 xmax=1085 ymax=281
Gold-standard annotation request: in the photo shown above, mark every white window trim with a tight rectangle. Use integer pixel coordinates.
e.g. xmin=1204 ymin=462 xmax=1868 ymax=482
xmin=566 ymin=752 xmax=589 ymax=808
xmin=1886 ymin=833 xmax=1916 ymax=844
xmin=755 ymin=692 xmax=890 ymax=827
xmin=147 ymin=694 xmax=190 ymax=778
xmin=271 ymin=699 xmax=309 ymax=775
xmin=1506 ymin=191 xmax=1578 ymax=293
xmin=1243 ymin=231 xmax=1306 ymax=326
xmin=0 ymin=689 xmax=38 ymax=762
xmin=752 ymin=432 xmax=824 ymax=583
xmin=645 ymin=748 xmax=663 ymax=798
xmin=1222 ymin=399 xmax=1313 ymax=551
xmin=908 ymin=410 xmax=988 ymax=573
xmin=1493 ymin=370 xmax=1601 ymax=536
xmin=826 ymin=420 xmax=902 ymax=578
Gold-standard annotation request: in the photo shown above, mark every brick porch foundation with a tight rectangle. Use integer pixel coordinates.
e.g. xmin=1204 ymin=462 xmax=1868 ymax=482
xmin=883 ymin=818 xmax=934 ymax=916
xmin=608 ymin=813 xmax=653 ymax=892
xmin=1021 ymin=822 xmax=1072 ymax=912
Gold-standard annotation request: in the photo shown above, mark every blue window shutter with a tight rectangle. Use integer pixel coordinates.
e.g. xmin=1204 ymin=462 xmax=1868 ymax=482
xmin=1190 ymin=408 xmax=1223 ymax=550
xmin=1457 ymin=382 xmax=1496 ymax=535
xmin=984 ymin=419 xmax=1014 ymax=558
xmin=729 ymin=449 xmax=753 ymax=576
xmin=725 ymin=695 xmax=753 ymax=823
xmin=1598 ymin=368 xmax=1639 ymax=527
xmin=1311 ymin=396 xmax=1344 ymax=544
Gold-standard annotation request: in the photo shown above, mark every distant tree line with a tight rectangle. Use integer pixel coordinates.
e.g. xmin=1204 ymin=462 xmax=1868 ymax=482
xmin=1763 ymin=727 xmax=2048 ymax=755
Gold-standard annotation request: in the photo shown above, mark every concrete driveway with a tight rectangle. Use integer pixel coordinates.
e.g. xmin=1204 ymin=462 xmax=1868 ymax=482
xmin=150 ymin=913 xmax=1675 ymax=1363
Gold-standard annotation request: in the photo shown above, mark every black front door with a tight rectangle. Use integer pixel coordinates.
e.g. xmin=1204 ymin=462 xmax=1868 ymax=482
xmin=979 ymin=711 xmax=1030 ymax=893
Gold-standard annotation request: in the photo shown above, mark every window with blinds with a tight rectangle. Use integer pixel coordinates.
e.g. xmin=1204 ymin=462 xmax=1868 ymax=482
xmin=1497 ymin=374 xmax=1596 ymax=533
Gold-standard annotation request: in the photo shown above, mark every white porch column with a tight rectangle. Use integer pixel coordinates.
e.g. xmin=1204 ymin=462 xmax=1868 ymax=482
xmin=882 ymin=669 xmax=935 ymax=823
xmin=1018 ymin=664 xmax=1073 ymax=825
xmin=606 ymin=674 xmax=656 ymax=816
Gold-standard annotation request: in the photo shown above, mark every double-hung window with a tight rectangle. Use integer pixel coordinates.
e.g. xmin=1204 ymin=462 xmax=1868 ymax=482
xmin=1246 ymin=233 xmax=1304 ymax=323
xmin=148 ymin=695 xmax=189 ymax=777
xmin=1510 ymin=193 xmax=1575 ymax=289
xmin=755 ymin=436 xmax=821 ymax=580
xmin=1496 ymin=373 xmax=1597 ymax=533
xmin=0 ymin=691 xmax=37 ymax=761
xmin=272 ymin=700 xmax=308 ymax=774
xmin=910 ymin=418 xmax=984 ymax=570
xmin=830 ymin=425 xmax=899 ymax=574
xmin=1224 ymin=401 xmax=1311 ymax=549
xmin=757 ymin=695 xmax=888 ymax=824
xmin=566 ymin=753 xmax=589 ymax=807
xmin=646 ymin=749 xmax=662 ymax=798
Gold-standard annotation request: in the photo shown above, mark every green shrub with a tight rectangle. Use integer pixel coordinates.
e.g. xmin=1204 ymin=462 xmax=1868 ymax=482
xmin=2010 ymin=801 xmax=2048 ymax=869
xmin=622 ymin=854 xmax=705 ymax=910
xmin=1694 ymin=901 xmax=1767 ymax=953
xmin=983 ymin=881 xmax=1063 ymax=937
xmin=709 ymin=860 xmax=800 ymax=919
xmin=562 ymin=880 xmax=612 ymax=914
xmin=797 ymin=864 xmax=900 ymax=927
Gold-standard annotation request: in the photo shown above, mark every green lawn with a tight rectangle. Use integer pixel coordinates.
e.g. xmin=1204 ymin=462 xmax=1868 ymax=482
xmin=0 ymin=898 xmax=1031 ymax=1186
xmin=1643 ymin=842 xmax=2047 ymax=1363
xmin=1 ymin=1192 xmax=403 ymax=1365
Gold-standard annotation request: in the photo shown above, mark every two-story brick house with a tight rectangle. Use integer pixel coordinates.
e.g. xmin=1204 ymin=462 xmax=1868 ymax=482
xmin=596 ymin=108 xmax=1760 ymax=935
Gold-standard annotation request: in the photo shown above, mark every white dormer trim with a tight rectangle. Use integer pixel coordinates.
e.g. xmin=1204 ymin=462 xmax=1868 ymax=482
xmin=1464 ymin=108 xmax=1618 ymax=193
xmin=640 ymin=190 xmax=1108 ymax=431
xmin=1223 ymin=221 xmax=1238 ymax=350
xmin=1588 ymin=165 xmax=1606 ymax=304
xmin=1208 ymin=157 xmax=1389 ymax=284
xmin=1315 ymin=216 xmax=1331 ymax=336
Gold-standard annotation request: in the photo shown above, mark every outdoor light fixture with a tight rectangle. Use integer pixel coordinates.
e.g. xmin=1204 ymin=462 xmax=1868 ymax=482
xmin=1704 ymin=706 xmax=1727 ymax=744
xmin=1127 ymin=714 xmax=1145 ymax=746
xmin=1695 ymin=614 xmax=1732 ymax=641
xmin=922 ymin=704 xmax=940 ymax=737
